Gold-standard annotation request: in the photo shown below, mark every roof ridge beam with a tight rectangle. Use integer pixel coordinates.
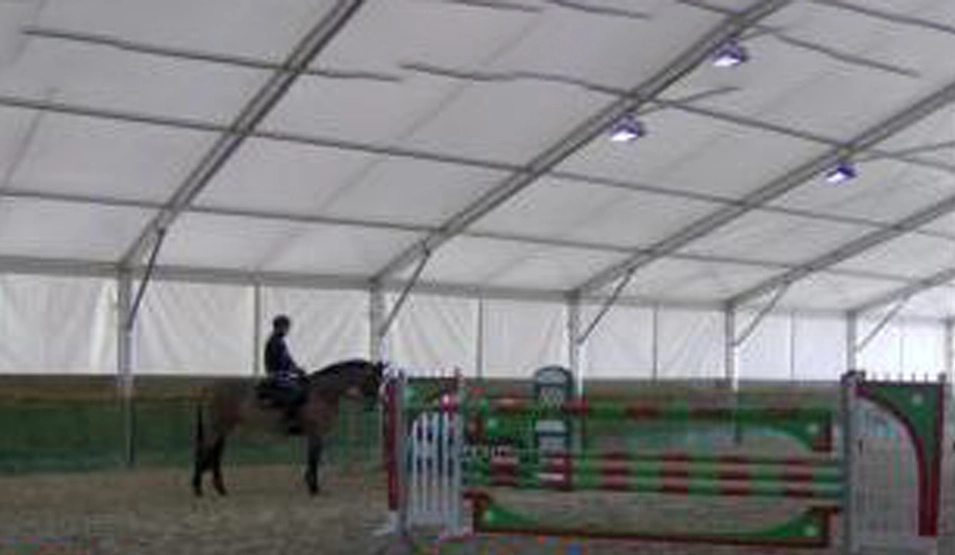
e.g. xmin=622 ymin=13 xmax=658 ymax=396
xmin=575 ymin=76 xmax=955 ymax=295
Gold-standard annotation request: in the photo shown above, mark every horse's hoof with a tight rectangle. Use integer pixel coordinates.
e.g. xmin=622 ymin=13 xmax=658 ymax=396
xmin=305 ymin=475 xmax=319 ymax=496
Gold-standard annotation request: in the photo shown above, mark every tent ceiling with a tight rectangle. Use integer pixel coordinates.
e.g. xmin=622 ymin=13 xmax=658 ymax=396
xmin=1 ymin=0 xmax=954 ymax=316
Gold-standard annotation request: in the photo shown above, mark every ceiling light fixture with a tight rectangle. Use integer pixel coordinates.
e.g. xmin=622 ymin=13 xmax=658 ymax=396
xmin=712 ymin=40 xmax=749 ymax=68
xmin=609 ymin=116 xmax=646 ymax=143
xmin=825 ymin=161 xmax=858 ymax=184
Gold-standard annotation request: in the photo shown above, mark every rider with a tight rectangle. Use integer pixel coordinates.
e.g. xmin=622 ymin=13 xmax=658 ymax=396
xmin=264 ymin=315 xmax=307 ymax=425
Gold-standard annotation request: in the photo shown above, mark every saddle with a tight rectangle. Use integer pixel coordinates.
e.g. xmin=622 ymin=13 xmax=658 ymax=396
xmin=255 ymin=378 xmax=308 ymax=434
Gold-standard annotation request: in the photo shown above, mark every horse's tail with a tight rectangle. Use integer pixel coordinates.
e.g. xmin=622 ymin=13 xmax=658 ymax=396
xmin=194 ymin=401 xmax=205 ymax=455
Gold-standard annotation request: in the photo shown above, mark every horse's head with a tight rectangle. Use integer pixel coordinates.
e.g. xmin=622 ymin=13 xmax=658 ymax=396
xmin=348 ymin=360 xmax=385 ymax=410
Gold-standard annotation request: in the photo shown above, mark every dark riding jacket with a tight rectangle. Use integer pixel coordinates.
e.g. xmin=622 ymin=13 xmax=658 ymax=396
xmin=265 ymin=333 xmax=302 ymax=385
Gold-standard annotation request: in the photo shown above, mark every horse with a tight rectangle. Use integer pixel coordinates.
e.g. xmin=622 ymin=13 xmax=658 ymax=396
xmin=191 ymin=358 xmax=385 ymax=497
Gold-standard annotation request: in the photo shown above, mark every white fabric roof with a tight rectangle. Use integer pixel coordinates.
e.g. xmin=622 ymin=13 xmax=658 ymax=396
xmin=1 ymin=0 xmax=954 ymax=318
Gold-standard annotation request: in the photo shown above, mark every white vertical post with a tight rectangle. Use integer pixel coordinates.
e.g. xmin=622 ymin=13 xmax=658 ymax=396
xmin=370 ymin=286 xmax=386 ymax=360
xmin=724 ymin=307 xmax=738 ymax=389
xmin=840 ymin=371 xmax=858 ymax=555
xmin=116 ymin=270 xmax=135 ymax=467
xmin=847 ymin=312 xmax=858 ymax=372
xmin=567 ymin=296 xmax=582 ymax=394
xmin=476 ymin=296 xmax=485 ymax=380
xmin=651 ymin=304 xmax=660 ymax=381
xmin=898 ymin=319 xmax=906 ymax=377
xmin=252 ymin=282 xmax=262 ymax=376
xmin=789 ymin=310 xmax=797 ymax=381
xmin=945 ymin=318 xmax=954 ymax=383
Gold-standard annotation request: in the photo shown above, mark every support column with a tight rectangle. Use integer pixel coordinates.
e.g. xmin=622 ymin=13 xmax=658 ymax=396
xmin=846 ymin=312 xmax=858 ymax=372
xmin=944 ymin=318 xmax=953 ymax=383
xmin=116 ymin=270 xmax=135 ymax=467
xmin=567 ymin=296 xmax=582 ymax=394
xmin=724 ymin=307 xmax=738 ymax=390
xmin=789 ymin=311 xmax=797 ymax=381
xmin=475 ymin=296 xmax=485 ymax=380
xmin=651 ymin=304 xmax=660 ymax=381
xmin=252 ymin=282 xmax=263 ymax=376
xmin=370 ymin=286 xmax=386 ymax=360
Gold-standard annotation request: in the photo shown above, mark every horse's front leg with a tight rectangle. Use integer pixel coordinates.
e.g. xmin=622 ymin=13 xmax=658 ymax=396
xmin=305 ymin=433 xmax=323 ymax=495
xmin=211 ymin=437 xmax=228 ymax=496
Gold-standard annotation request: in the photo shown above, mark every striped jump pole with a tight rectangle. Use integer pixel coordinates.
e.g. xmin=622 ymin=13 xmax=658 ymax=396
xmin=465 ymin=473 xmax=844 ymax=501
xmin=472 ymin=455 xmax=844 ymax=485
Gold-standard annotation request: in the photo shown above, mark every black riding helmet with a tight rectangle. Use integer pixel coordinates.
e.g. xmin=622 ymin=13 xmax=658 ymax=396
xmin=272 ymin=314 xmax=291 ymax=330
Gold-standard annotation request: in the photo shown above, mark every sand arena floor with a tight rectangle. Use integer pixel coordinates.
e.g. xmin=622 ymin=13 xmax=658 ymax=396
xmin=0 ymin=462 xmax=951 ymax=555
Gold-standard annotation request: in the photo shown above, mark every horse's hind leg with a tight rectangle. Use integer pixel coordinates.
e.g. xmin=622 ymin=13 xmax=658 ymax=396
xmin=192 ymin=444 xmax=212 ymax=497
xmin=211 ymin=438 xmax=228 ymax=496
xmin=305 ymin=434 xmax=323 ymax=496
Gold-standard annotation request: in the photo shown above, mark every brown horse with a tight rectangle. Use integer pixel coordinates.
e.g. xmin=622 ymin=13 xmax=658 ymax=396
xmin=191 ymin=358 xmax=384 ymax=497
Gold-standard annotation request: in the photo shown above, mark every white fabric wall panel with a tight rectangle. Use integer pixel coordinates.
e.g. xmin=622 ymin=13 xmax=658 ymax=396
xmin=482 ymin=300 xmax=566 ymax=378
xmin=135 ymin=281 xmax=253 ymax=375
xmin=792 ymin=315 xmax=846 ymax=381
xmin=738 ymin=312 xmax=791 ymax=380
xmin=262 ymin=288 xmax=369 ymax=372
xmin=657 ymin=309 xmax=724 ymax=379
xmin=901 ymin=321 xmax=945 ymax=378
xmin=858 ymin=320 xmax=903 ymax=378
xmin=0 ymin=274 xmax=115 ymax=374
xmin=581 ymin=305 xmax=653 ymax=379
xmin=388 ymin=294 xmax=477 ymax=375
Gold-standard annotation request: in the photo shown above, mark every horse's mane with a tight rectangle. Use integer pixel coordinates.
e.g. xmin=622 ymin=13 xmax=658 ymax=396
xmin=310 ymin=358 xmax=376 ymax=378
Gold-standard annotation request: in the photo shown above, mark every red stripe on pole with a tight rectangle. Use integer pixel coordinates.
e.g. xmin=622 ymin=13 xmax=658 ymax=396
xmin=625 ymin=406 xmax=662 ymax=419
xmin=719 ymin=484 xmax=753 ymax=497
xmin=715 ymin=469 xmax=752 ymax=481
xmin=780 ymin=470 xmax=816 ymax=482
xmin=660 ymin=484 xmax=691 ymax=495
xmin=661 ymin=468 xmax=691 ymax=480
xmin=782 ymin=487 xmax=817 ymax=498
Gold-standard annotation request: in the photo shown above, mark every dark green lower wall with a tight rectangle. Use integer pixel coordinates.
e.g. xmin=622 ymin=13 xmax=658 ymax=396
xmin=0 ymin=395 xmax=381 ymax=474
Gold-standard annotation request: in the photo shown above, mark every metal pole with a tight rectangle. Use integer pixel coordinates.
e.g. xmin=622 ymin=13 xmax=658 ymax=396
xmin=567 ymin=296 xmax=582 ymax=394
xmin=476 ymin=296 xmax=485 ymax=380
xmin=116 ymin=270 xmax=135 ymax=467
xmin=839 ymin=370 xmax=858 ymax=555
xmin=126 ymin=227 xmax=167 ymax=330
xmin=733 ymin=283 xmax=789 ymax=348
xmin=724 ymin=307 xmax=738 ymax=389
xmin=856 ymin=296 xmax=910 ymax=353
xmin=577 ymin=269 xmax=634 ymax=345
xmin=370 ymin=286 xmax=386 ymax=360
xmin=378 ymin=250 xmax=431 ymax=341
xmin=847 ymin=312 xmax=859 ymax=372
xmin=651 ymin=304 xmax=660 ymax=381
xmin=944 ymin=318 xmax=953 ymax=383
xmin=789 ymin=311 xmax=797 ymax=381
xmin=252 ymin=282 xmax=262 ymax=376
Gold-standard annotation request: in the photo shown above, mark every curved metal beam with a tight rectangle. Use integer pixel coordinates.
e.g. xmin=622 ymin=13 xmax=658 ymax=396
xmin=852 ymin=267 xmax=955 ymax=315
xmin=729 ymin=194 xmax=955 ymax=306
xmin=370 ymin=0 xmax=793 ymax=282
xmin=118 ymin=0 xmax=366 ymax=269
xmin=576 ymin=77 xmax=955 ymax=295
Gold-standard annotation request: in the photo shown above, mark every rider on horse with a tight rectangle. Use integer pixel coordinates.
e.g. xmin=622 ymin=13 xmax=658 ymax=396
xmin=264 ymin=314 xmax=307 ymax=427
